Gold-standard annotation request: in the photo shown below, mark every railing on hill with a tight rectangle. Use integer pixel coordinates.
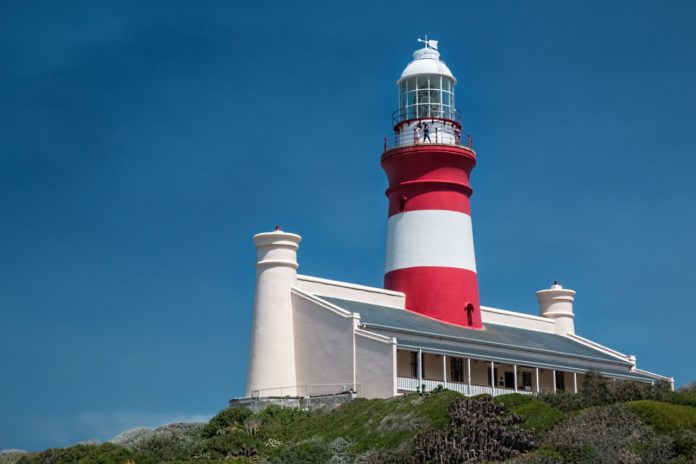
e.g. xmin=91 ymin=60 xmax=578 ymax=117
xmin=250 ymin=383 xmax=360 ymax=399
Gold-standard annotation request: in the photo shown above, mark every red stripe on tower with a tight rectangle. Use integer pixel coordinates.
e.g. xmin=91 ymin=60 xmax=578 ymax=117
xmin=381 ymin=39 xmax=482 ymax=329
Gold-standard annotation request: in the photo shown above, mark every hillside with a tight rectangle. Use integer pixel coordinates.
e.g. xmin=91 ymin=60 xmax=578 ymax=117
xmin=6 ymin=374 xmax=696 ymax=464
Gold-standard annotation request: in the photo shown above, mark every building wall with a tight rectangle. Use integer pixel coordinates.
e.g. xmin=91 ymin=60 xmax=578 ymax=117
xmin=355 ymin=329 xmax=396 ymax=398
xmin=481 ymin=306 xmax=557 ymax=333
xmin=292 ymin=290 xmax=356 ymax=393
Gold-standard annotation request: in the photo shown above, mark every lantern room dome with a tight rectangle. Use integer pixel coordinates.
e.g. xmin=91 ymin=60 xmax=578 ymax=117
xmin=398 ymin=46 xmax=456 ymax=85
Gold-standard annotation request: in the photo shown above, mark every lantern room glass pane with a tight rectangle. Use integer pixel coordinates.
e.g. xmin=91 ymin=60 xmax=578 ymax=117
xmin=397 ymin=75 xmax=457 ymax=123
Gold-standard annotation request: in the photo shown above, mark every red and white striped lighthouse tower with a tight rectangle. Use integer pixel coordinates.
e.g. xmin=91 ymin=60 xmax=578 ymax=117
xmin=382 ymin=38 xmax=482 ymax=329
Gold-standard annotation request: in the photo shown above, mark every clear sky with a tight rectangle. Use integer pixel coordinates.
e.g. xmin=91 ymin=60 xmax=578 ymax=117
xmin=1 ymin=0 xmax=695 ymax=452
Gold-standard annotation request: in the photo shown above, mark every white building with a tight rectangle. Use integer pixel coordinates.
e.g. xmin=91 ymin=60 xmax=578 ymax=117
xmin=243 ymin=40 xmax=672 ymax=401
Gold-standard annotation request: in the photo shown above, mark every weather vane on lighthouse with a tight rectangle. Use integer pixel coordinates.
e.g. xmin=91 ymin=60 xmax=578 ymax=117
xmin=417 ymin=35 xmax=439 ymax=50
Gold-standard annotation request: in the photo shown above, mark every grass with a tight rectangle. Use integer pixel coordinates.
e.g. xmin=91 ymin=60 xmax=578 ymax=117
xmin=253 ymin=389 xmax=463 ymax=453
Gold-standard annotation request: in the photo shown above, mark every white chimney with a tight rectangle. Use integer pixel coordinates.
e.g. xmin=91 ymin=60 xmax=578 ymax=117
xmin=536 ymin=281 xmax=576 ymax=336
xmin=245 ymin=227 xmax=301 ymax=397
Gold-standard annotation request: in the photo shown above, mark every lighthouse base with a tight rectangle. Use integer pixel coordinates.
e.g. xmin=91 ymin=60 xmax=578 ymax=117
xmin=384 ymin=266 xmax=482 ymax=329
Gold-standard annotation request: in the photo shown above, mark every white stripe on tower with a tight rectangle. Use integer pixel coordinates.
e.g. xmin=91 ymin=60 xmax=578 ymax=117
xmin=385 ymin=210 xmax=477 ymax=273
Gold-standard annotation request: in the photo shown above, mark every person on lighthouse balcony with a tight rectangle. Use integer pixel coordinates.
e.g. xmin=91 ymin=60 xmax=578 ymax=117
xmin=422 ymin=121 xmax=431 ymax=142
xmin=240 ymin=37 xmax=673 ymax=405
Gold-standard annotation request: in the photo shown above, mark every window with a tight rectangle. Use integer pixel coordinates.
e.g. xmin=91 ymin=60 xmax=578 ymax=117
xmin=410 ymin=352 xmax=418 ymax=377
xmin=555 ymin=371 xmax=565 ymax=391
xmin=522 ymin=372 xmax=532 ymax=389
xmin=450 ymin=357 xmax=463 ymax=382
xmin=466 ymin=303 xmax=474 ymax=326
xmin=398 ymin=75 xmax=456 ymax=123
xmin=504 ymin=371 xmax=515 ymax=388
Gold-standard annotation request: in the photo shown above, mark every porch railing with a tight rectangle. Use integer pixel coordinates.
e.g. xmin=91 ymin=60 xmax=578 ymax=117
xmin=397 ymin=376 xmax=534 ymax=397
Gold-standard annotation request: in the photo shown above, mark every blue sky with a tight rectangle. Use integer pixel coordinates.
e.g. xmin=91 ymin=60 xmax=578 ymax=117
xmin=1 ymin=0 xmax=695 ymax=451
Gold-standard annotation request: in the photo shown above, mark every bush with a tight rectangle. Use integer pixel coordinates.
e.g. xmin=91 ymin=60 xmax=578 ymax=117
xmin=681 ymin=381 xmax=696 ymax=392
xmin=496 ymin=394 xmax=565 ymax=436
xmin=413 ymin=396 xmax=534 ymax=463
xmin=205 ymin=429 xmax=261 ymax=458
xmin=256 ymin=404 xmax=311 ymax=426
xmin=504 ymin=447 xmax=565 ymax=464
xmin=203 ymin=406 xmax=254 ymax=437
xmin=264 ymin=438 xmax=331 ymax=464
xmin=543 ymin=403 xmax=674 ymax=463
xmin=670 ymin=430 xmax=696 ymax=459
xmin=672 ymin=389 xmax=696 ymax=408
xmin=537 ymin=371 xmax=673 ymax=412
xmin=354 ymin=447 xmax=415 ymax=463
xmin=133 ymin=426 xmax=204 ymax=461
xmin=0 ymin=451 xmax=27 ymax=464
xmin=628 ymin=400 xmax=696 ymax=434
xmin=16 ymin=444 xmax=134 ymax=464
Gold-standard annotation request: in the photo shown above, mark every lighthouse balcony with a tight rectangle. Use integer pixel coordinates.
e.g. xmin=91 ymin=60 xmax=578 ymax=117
xmin=384 ymin=109 xmax=473 ymax=151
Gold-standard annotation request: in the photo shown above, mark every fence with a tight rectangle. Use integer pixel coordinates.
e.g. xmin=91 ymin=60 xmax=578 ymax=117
xmin=250 ymin=383 xmax=360 ymax=399
xmin=397 ymin=377 xmax=534 ymax=397
xmin=384 ymin=122 xmax=473 ymax=151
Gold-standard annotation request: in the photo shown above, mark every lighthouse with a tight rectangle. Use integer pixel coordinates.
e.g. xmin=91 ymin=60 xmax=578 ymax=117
xmin=238 ymin=39 xmax=673 ymax=403
xmin=382 ymin=39 xmax=482 ymax=329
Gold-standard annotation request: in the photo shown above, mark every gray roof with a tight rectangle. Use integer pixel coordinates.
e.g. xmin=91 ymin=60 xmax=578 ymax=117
xmin=319 ymin=296 xmax=658 ymax=381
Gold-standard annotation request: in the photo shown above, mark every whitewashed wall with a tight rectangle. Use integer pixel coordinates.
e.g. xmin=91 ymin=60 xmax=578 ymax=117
xmin=355 ymin=329 xmax=397 ymax=398
xmin=292 ymin=289 xmax=357 ymax=392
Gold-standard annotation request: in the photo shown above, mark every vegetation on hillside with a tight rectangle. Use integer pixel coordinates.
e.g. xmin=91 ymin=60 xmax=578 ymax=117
xmin=7 ymin=374 xmax=696 ymax=464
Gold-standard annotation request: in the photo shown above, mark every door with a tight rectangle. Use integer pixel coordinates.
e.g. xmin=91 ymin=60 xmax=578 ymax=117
xmin=504 ymin=371 xmax=515 ymax=389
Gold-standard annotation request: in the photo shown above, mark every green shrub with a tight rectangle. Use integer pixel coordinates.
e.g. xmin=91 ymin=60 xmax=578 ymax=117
xmin=628 ymin=400 xmax=696 ymax=434
xmin=681 ymin=381 xmax=696 ymax=392
xmin=537 ymin=371 xmax=673 ymax=412
xmin=670 ymin=430 xmax=696 ymax=459
xmin=535 ymin=391 xmax=584 ymax=413
xmin=205 ymin=429 xmax=261 ymax=458
xmin=264 ymin=438 xmax=332 ymax=464
xmin=0 ymin=451 xmax=27 ymax=464
xmin=256 ymin=404 xmax=311 ymax=425
xmin=354 ymin=447 xmax=415 ymax=463
xmin=255 ymin=390 xmax=462 ymax=453
xmin=16 ymin=443 xmax=134 ymax=464
xmin=671 ymin=390 xmax=696 ymax=408
xmin=413 ymin=396 xmax=535 ymax=463
xmin=203 ymin=406 xmax=254 ymax=437
xmin=543 ymin=403 xmax=674 ymax=463
xmin=504 ymin=447 xmax=564 ymax=463
xmin=134 ymin=428 xmax=204 ymax=461
xmin=496 ymin=394 xmax=565 ymax=435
